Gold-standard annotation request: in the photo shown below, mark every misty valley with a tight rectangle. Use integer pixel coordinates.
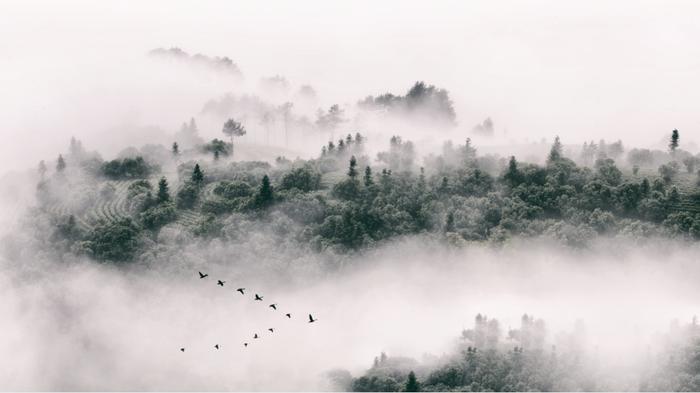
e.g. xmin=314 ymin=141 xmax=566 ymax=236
xmin=1 ymin=10 xmax=700 ymax=389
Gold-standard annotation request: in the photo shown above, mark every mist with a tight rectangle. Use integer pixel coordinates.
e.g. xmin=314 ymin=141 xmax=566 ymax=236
xmin=1 ymin=231 xmax=698 ymax=390
xmin=4 ymin=0 xmax=700 ymax=172
xmin=2 ymin=1 xmax=700 ymax=391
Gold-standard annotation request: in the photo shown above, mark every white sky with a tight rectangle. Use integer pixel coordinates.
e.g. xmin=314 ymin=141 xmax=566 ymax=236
xmin=1 ymin=0 xmax=699 ymax=171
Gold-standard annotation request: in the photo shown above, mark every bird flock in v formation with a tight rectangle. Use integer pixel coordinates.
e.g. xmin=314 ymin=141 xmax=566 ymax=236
xmin=179 ymin=271 xmax=317 ymax=353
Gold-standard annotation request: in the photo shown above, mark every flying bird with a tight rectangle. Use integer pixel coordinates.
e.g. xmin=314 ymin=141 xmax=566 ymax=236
xmin=180 ymin=348 xmax=185 ymax=352
xmin=254 ymin=333 xmax=259 ymax=339
xmin=198 ymin=271 xmax=208 ymax=279
xmin=244 ymin=343 xmax=248 ymax=347
xmin=237 ymin=288 xmax=245 ymax=295
xmin=217 ymin=280 xmax=225 ymax=287
xmin=254 ymin=294 xmax=263 ymax=301
xmin=269 ymin=303 xmax=277 ymax=310
xmin=308 ymin=314 xmax=317 ymax=323
xmin=285 ymin=313 xmax=291 ymax=318
xmin=268 ymin=328 xmax=274 ymax=333
xmin=214 ymin=344 xmax=220 ymax=349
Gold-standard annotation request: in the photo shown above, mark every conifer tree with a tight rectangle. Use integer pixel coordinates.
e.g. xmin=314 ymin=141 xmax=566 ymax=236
xmin=157 ymin=177 xmax=170 ymax=203
xmin=192 ymin=163 xmax=204 ymax=185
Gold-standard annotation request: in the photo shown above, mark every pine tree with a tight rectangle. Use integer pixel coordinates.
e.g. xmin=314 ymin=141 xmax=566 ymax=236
xmin=364 ymin=166 xmax=373 ymax=187
xmin=172 ymin=142 xmax=179 ymax=157
xmin=256 ymin=175 xmax=274 ymax=207
xmin=405 ymin=371 xmax=420 ymax=392
xmin=445 ymin=211 xmax=455 ymax=232
xmin=56 ymin=154 xmax=66 ymax=172
xmin=157 ymin=177 xmax=170 ymax=203
xmin=348 ymin=156 xmax=358 ymax=179
xmin=547 ymin=136 xmax=563 ymax=164
xmin=504 ymin=156 xmax=520 ymax=186
xmin=418 ymin=167 xmax=426 ymax=193
xmin=192 ymin=163 xmax=204 ymax=185
xmin=669 ymin=129 xmax=680 ymax=154
xmin=439 ymin=176 xmax=449 ymax=193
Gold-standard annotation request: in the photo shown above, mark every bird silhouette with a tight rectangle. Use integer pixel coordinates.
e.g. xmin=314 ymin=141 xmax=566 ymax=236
xmin=217 ymin=280 xmax=225 ymax=286
xmin=308 ymin=314 xmax=317 ymax=323
xmin=269 ymin=303 xmax=277 ymax=310
xmin=268 ymin=328 xmax=274 ymax=333
xmin=244 ymin=343 xmax=248 ymax=347
xmin=254 ymin=294 xmax=263 ymax=301
xmin=285 ymin=313 xmax=291 ymax=318
xmin=198 ymin=271 xmax=208 ymax=279
xmin=254 ymin=333 xmax=259 ymax=339
xmin=237 ymin=288 xmax=245 ymax=295
xmin=215 ymin=344 xmax=220 ymax=349
xmin=180 ymin=348 xmax=185 ymax=352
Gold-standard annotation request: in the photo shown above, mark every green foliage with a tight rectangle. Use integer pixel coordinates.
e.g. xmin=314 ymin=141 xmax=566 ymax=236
xmin=176 ymin=181 xmax=200 ymax=209
xmin=254 ymin=175 xmax=274 ymax=208
xmin=85 ymin=218 xmax=142 ymax=262
xmin=140 ymin=201 xmax=176 ymax=230
xmin=156 ymin=177 xmax=170 ymax=203
xmin=279 ymin=166 xmax=322 ymax=192
xmin=102 ymin=156 xmax=153 ymax=179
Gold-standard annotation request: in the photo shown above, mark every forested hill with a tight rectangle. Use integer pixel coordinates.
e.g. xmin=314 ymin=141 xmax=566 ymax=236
xmin=33 ymin=132 xmax=700 ymax=263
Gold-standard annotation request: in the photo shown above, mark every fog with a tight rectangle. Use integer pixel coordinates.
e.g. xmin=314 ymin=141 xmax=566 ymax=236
xmin=3 ymin=0 xmax=700 ymax=172
xmin=2 ymin=1 xmax=700 ymax=391
xmin=1 ymin=229 xmax=699 ymax=390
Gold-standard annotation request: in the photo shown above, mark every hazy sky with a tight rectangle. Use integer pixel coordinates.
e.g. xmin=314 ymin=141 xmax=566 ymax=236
xmin=1 ymin=0 xmax=699 ymax=171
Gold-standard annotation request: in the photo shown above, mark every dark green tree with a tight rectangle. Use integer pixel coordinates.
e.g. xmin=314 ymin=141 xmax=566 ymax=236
xmin=669 ymin=129 xmax=679 ymax=154
xmin=405 ymin=371 xmax=420 ymax=392
xmin=256 ymin=175 xmax=274 ymax=207
xmin=504 ymin=156 xmax=521 ymax=186
xmin=364 ymin=166 xmax=373 ymax=187
xmin=157 ymin=177 xmax=170 ymax=203
xmin=348 ymin=156 xmax=358 ymax=179
xmin=192 ymin=163 xmax=204 ymax=185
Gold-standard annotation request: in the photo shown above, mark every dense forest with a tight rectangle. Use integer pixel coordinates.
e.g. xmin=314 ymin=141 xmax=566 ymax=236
xmin=340 ymin=314 xmax=700 ymax=392
xmin=32 ymin=124 xmax=700 ymax=264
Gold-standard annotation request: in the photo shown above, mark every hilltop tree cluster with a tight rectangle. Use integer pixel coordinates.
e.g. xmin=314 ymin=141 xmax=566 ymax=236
xmin=35 ymin=129 xmax=700 ymax=262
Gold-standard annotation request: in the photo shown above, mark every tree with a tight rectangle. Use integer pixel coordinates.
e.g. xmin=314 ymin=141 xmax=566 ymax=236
xmin=547 ymin=136 xmax=563 ymax=164
xmin=192 ymin=163 xmax=204 ymax=185
xmin=157 ymin=177 xmax=170 ymax=203
xmin=669 ymin=129 xmax=679 ymax=154
xmin=364 ymin=166 xmax=373 ymax=187
xmin=56 ymin=154 xmax=66 ymax=172
xmin=255 ymin=175 xmax=274 ymax=207
xmin=222 ymin=118 xmax=247 ymax=158
xmin=172 ymin=142 xmax=179 ymax=157
xmin=348 ymin=156 xmax=358 ymax=179
xmin=503 ymin=156 xmax=521 ymax=186
xmin=38 ymin=160 xmax=47 ymax=179
xmin=316 ymin=104 xmax=346 ymax=141
xmin=405 ymin=371 xmax=420 ymax=392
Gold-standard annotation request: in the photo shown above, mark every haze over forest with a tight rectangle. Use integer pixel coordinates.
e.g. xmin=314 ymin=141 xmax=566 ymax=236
xmin=1 ymin=1 xmax=700 ymax=391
